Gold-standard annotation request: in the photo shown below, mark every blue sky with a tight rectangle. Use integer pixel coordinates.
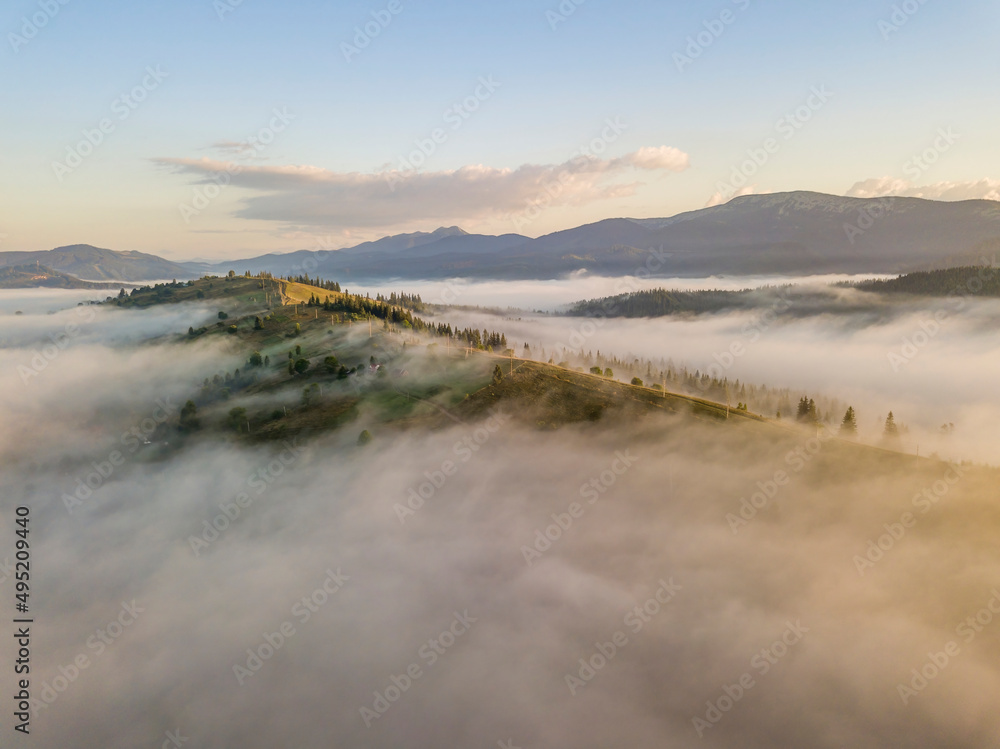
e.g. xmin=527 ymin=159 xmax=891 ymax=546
xmin=2 ymin=0 xmax=998 ymax=259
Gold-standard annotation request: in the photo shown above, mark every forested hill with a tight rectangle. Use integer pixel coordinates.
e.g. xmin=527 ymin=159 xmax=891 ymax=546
xmin=848 ymin=266 xmax=1000 ymax=296
xmin=566 ymin=287 xmax=789 ymax=317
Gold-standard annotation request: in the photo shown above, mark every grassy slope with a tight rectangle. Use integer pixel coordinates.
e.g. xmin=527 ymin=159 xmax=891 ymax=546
xmin=108 ymin=274 xmax=976 ymax=478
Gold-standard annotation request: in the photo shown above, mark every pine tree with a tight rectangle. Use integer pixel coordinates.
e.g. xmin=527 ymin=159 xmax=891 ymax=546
xmin=884 ymin=411 xmax=899 ymax=438
xmin=840 ymin=407 xmax=858 ymax=436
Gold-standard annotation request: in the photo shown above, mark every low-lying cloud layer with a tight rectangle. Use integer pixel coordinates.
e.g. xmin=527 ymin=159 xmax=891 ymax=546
xmin=2 ymin=291 xmax=999 ymax=748
xmin=419 ymin=282 xmax=1000 ymax=465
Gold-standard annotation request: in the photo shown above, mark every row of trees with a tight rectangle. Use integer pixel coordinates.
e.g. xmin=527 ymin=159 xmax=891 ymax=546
xmin=285 ymin=274 xmax=342 ymax=292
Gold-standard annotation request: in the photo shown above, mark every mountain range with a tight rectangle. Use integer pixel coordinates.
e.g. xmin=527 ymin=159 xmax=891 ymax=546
xmin=6 ymin=192 xmax=1000 ymax=283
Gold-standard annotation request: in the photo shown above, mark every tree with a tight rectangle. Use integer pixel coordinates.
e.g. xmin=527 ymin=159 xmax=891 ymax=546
xmin=295 ymin=344 xmax=302 ymax=356
xmin=840 ymin=407 xmax=858 ymax=436
xmin=248 ymin=351 xmax=263 ymax=367
xmin=227 ymin=407 xmax=247 ymax=431
xmin=604 ymin=368 xmax=613 ymax=378
xmin=294 ymin=323 xmax=301 ymax=336
xmin=884 ymin=412 xmax=899 ymax=439
xmin=118 ymin=288 xmax=126 ymax=298
xmin=590 ymin=366 xmax=603 ymax=375
xmin=264 ymin=355 xmax=270 ymax=366
xmin=631 ymin=377 xmax=644 ymax=386
xmin=227 ymin=270 xmax=236 ymax=278
xmin=218 ymin=311 xmax=228 ymax=319
xmin=293 ymin=358 xmax=310 ymax=374
xmin=288 ymin=361 xmax=295 ymax=375
xmin=228 ymin=325 xmax=237 ymax=335
xmin=254 ymin=316 xmax=263 ymax=330
xmin=796 ymin=397 xmax=817 ymax=423
xmin=357 ymin=429 xmax=373 ymax=446
xmin=492 ymin=364 xmax=504 ymax=385
xmin=179 ymin=400 xmax=199 ymax=431
xmin=323 ymin=355 xmax=339 ymax=373
xmin=302 ymin=383 xmax=320 ymax=405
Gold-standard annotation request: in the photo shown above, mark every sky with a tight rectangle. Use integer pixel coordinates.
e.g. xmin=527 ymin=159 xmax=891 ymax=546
xmin=2 ymin=0 xmax=999 ymax=260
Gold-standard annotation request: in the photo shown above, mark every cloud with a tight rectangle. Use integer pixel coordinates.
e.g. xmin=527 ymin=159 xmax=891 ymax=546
xmin=617 ymin=146 xmax=690 ymax=172
xmin=152 ymin=147 xmax=691 ymax=231
xmin=846 ymin=177 xmax=1000 ymax=202
xmin=705 ymin=184 xmax=768 ymax=208
xmin=5 ymin=290 xmax=1000 ymax=747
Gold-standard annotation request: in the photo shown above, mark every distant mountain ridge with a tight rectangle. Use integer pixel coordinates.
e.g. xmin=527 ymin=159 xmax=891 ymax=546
xmin=0 ymin=244 xmax=191 ymax=282
xmin=0 ymin=263 xmax=124 ymax=289
xmin=212 ymin=192 xmax=1000 ymax=280
xmin=8 ymin=192 xmax=1000 ymax=282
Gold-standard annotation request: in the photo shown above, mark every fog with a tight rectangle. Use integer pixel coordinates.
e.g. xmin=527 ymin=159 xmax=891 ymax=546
xmin=431 ymin=292 xmax=1000 ymax=465
xmin=2 ymin=290 xmax=1000 ymax=748
xmin=342 ymin=273 xmax=883 ymax=311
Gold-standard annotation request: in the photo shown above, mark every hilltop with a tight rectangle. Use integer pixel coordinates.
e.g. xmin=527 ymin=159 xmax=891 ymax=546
xmin=0 ymin=244 xmax=193 ymax=283
xmin=0 ymin=263 xmax=124 ymax=290
xmin=102 ymin=273 xmax=959 ymax=482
